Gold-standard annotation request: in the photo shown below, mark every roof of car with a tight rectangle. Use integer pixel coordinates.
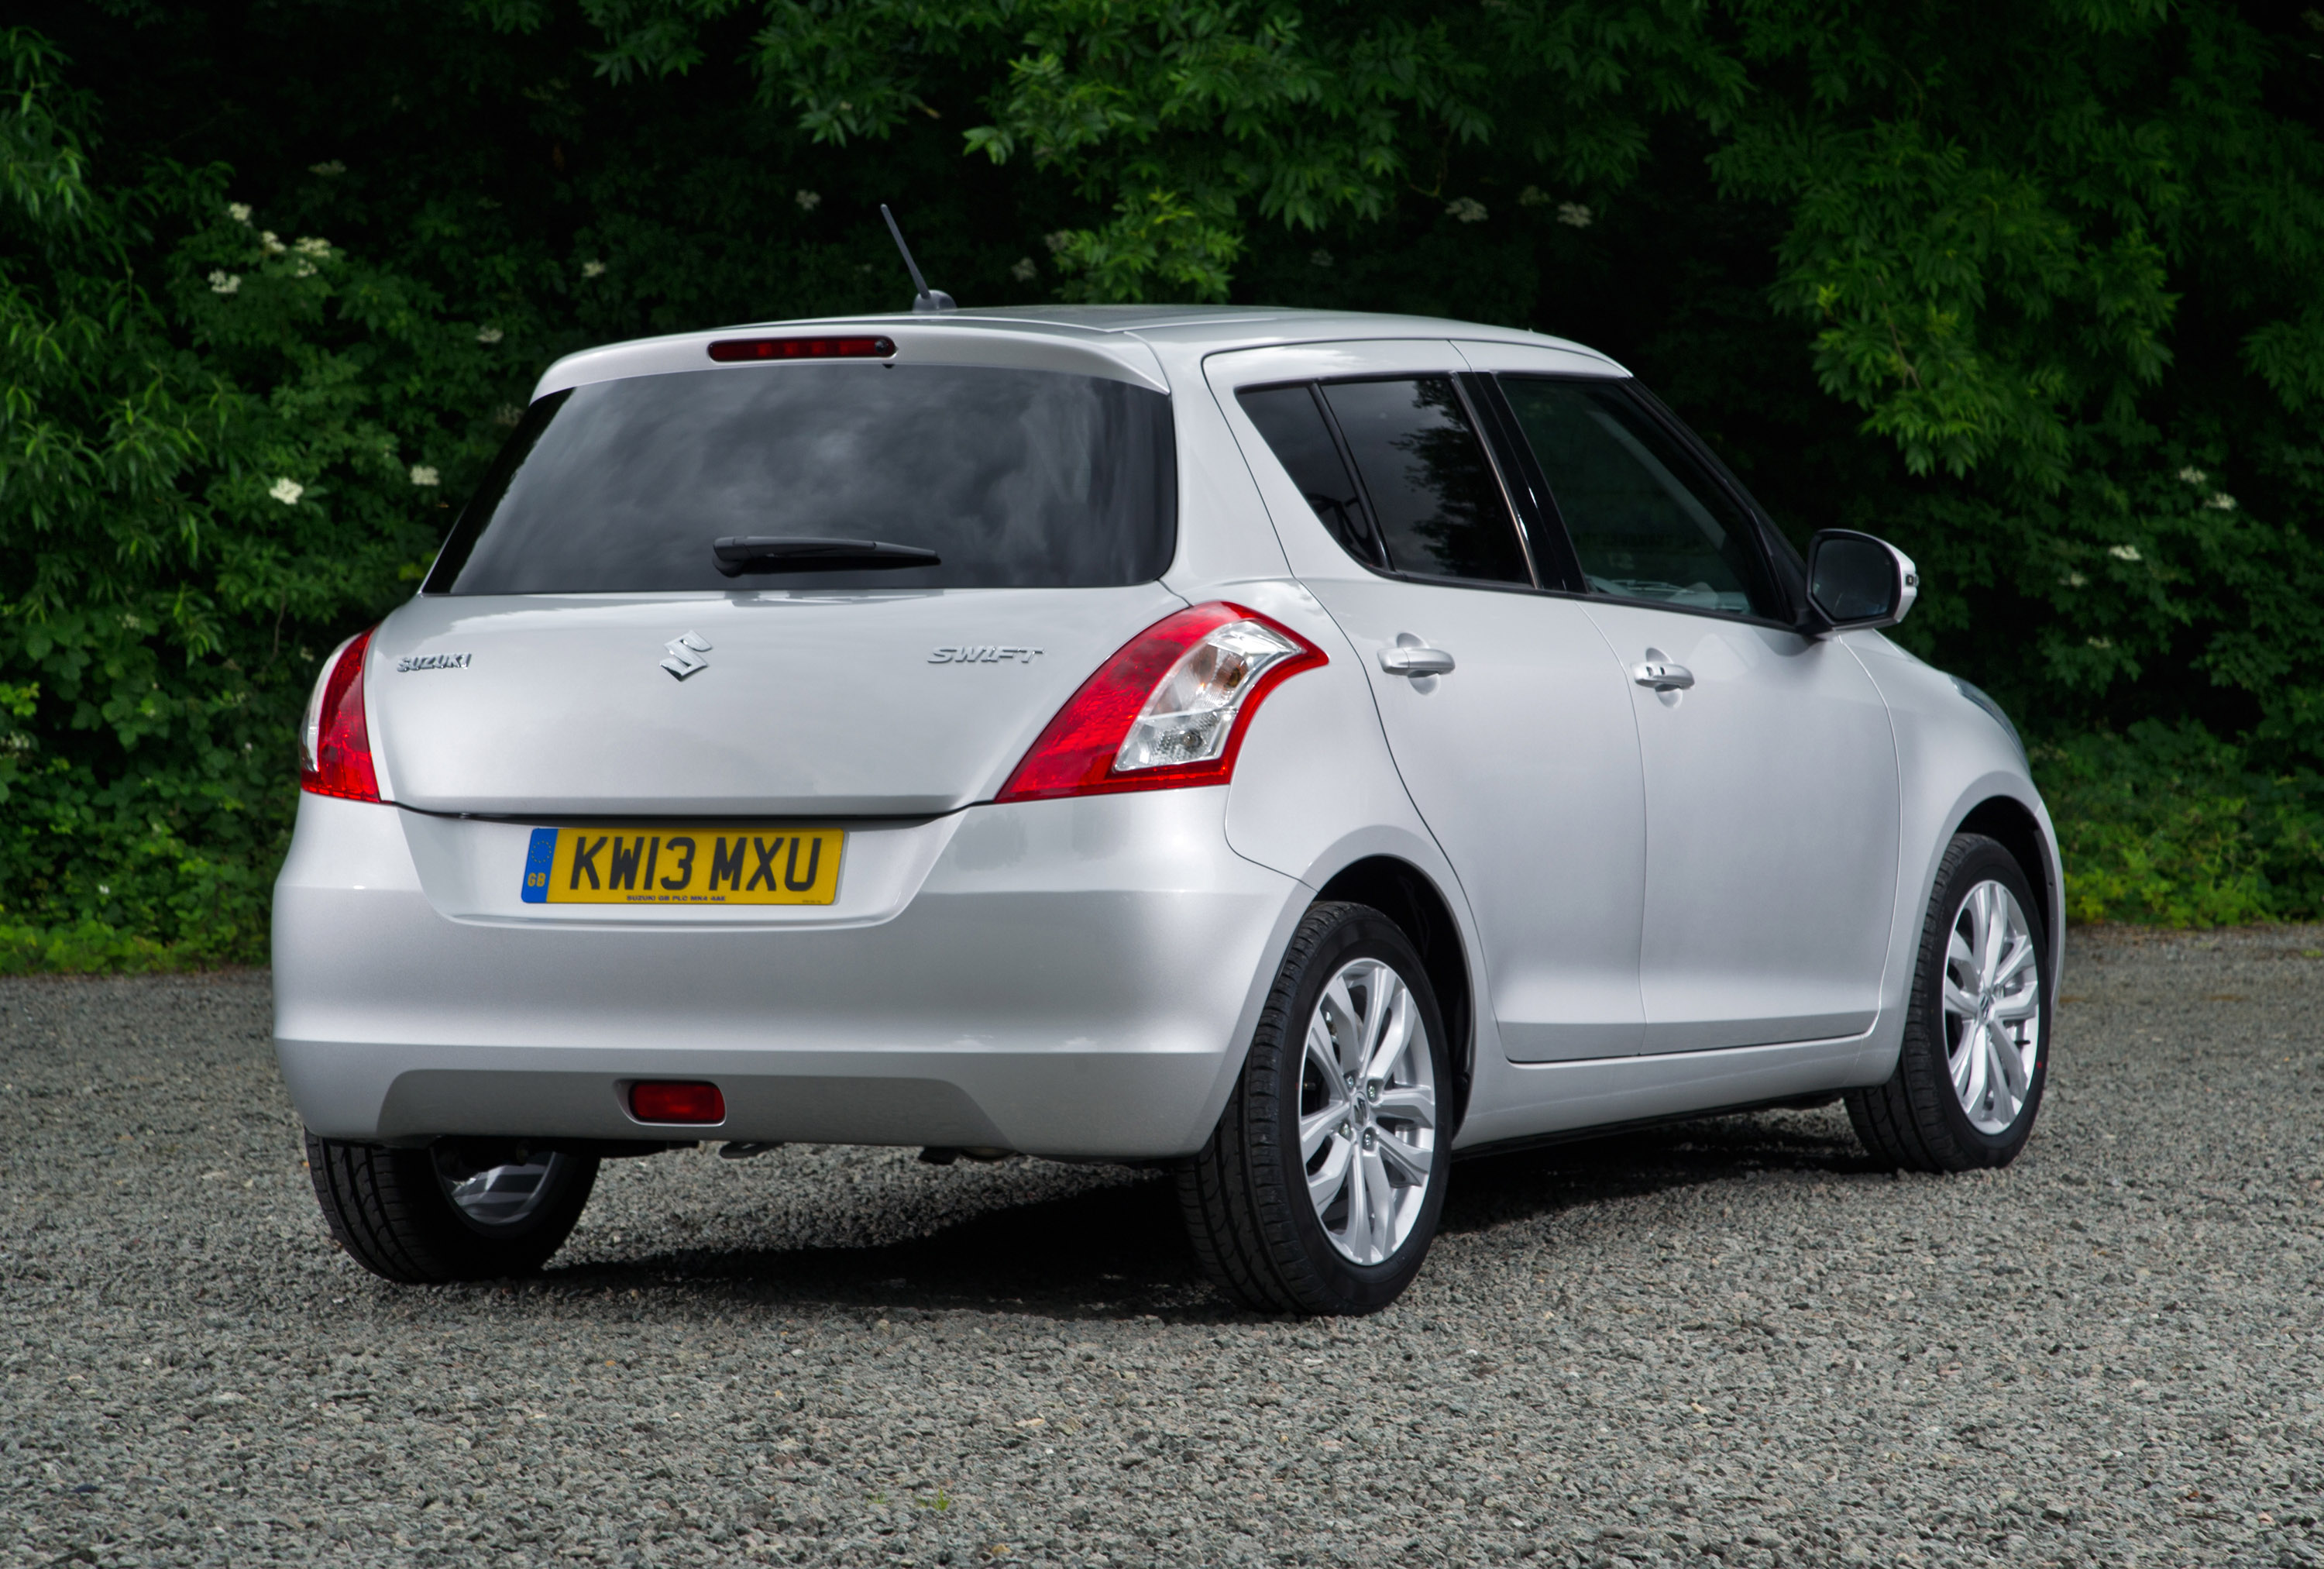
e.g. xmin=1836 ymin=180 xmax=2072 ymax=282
xmin=533 ymin=304 xmax=1622 ymax=401
xmin=766 ymin=302 xmax=1599 ymax=352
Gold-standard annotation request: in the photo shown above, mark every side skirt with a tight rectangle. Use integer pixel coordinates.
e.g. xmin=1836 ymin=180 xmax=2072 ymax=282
xmin=1455 ymin=1031 xmax=1881 ymax=1153
xmin=1451 ymin=1092 xmax=1841 ymax=1165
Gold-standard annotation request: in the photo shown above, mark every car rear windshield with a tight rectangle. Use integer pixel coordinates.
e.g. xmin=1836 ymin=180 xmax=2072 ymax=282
xmin=424 ymin=363 xmax=1177 ymax=594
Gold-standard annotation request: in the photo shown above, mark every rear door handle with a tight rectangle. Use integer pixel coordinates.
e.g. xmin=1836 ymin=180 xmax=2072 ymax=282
xmin=1380 ymin=636 xmax=1456 ymax=677
xmin=1632 ymin=659 xmax=1694 ymax=691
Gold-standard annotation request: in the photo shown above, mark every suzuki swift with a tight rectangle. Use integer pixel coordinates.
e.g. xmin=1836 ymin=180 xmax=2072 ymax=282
xmin=277 ymin=305 xmax=2059 ymax=1313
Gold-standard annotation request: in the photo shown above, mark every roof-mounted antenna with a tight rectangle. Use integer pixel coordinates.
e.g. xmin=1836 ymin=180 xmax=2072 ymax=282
xmin=880 ymin=205 xmax=955 ymax=314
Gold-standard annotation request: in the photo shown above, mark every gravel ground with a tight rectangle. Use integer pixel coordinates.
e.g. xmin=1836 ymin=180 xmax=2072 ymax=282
xmin=4 ymin=925 xmax=2321 ymax=1569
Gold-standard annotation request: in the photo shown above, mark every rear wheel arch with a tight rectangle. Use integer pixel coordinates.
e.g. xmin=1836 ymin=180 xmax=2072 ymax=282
xmin=1312 ymin=856 xmax=1472 ymax=1133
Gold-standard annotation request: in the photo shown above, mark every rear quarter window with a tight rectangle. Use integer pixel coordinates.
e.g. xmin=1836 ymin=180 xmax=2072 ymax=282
xmin=426 ymin=363 xmax=1177 ymax=594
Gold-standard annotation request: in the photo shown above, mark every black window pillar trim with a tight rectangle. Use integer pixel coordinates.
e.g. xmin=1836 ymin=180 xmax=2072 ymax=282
xmin=1463 ymin=373 xmax=1587 ymax=596
xmin=1303 ymin=381 xmax=1391 ymax=572
xmin=1446 ymin=373 xmax=1547 ymax=592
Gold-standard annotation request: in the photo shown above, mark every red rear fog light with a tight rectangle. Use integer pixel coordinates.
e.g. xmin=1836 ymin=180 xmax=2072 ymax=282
xmin=629 ymin=1081 xmax=726 ymax=1124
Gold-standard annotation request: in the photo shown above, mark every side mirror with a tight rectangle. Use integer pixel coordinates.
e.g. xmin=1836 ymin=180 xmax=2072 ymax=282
xmin=1806 ymin=529 xmax=1918 ymax=631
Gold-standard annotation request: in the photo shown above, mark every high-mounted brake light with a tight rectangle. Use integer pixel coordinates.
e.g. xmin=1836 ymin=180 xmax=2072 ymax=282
xmin=299 ymin=628 xmax=382 ymax=802
xmin=706 ymin=335 xmax=896 ymax=362
xmin=995 ymin=603 xmax=1325 ymax=803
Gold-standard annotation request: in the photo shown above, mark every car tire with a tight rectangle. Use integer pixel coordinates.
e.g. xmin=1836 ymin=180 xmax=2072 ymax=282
xmin=1847 ymin=832 xmax=2051 ymax=1172
xmin=1177 ymin=900 xmax=1452 ymax=1315
xmin=305 ymin=1133 xmax=599 ymax=1284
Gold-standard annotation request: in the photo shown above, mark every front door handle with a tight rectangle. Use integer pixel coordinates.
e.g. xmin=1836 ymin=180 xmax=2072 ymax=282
xmin=1380 ymin=635 xmax=1456 ymax=677
xmin=1632 ymin=659 xmax=1694 ymax=692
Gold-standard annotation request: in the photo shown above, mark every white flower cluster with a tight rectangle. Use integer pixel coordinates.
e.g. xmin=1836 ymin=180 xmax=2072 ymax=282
xmin=227 ymin=202 xmax=252 ymax=224
xmin=2175 ymin=464 xmax=2237 ymax=508
xmin=260 ymin=231 xmax=287 ymax=255
xmin=410 ymin=466 xmax=441 ymax=487
xmin=795 ymin=189 xmax=821 ymax=211
xmin=1043 ymin=230 xmax=1074 ymax=255
xmin=2108 ymin=544 xmax=2142 ymax=562
xmin=1446 ymin=198 xmax=1487 ymax=223
xmin=495 ymin=403 xmax=524 ymax=427
xmin=1514 ymin=186 xmax=1593 ymax=226
xmin=269 ymin=477 xmax=304 ymax=506
xmin=581 ymin=260 xmax=606 ymax=278
xmin=2060 ymin=570 xmax=2088 ymax=587
xmin=476 ymin=326 xmax=504 ymax=344
xmin=1009 ymin=256 xmax=1037 ymax=282
xmin=208 ymin=270 xmax=241 ymax=295
xmin=1310 ymin=249 xmax=1334 ymax=269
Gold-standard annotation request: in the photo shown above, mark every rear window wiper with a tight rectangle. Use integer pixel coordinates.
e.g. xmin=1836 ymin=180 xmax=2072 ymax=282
xmin=713 ymin=536 xmax=941 ymax=576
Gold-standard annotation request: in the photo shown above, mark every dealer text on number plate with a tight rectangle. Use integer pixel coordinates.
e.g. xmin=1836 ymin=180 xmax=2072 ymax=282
xmin=520 ymin=827 xmax=844 ymax=905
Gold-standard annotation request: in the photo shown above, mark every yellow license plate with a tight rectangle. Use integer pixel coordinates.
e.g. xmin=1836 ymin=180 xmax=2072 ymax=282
xmin=519 ymin=827 xmax=844 ymax=906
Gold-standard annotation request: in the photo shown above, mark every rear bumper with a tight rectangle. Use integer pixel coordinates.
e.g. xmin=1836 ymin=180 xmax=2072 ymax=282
xmin=272 ymin=790 xmax=1302 ymax=1158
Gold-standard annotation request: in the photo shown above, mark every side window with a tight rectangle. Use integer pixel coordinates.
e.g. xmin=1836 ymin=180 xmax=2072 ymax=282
xmin=1318 ymin=377 xmax=1532 ymax=586
xmin=1236 ymin=384 xmax=1384 ymax=568
xmin=1498 ymin=377 xmax=1781 ymax=619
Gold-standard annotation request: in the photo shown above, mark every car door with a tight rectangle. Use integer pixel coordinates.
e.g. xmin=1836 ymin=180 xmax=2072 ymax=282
xmin=1477 ymin=359 xmax=1900 ymax=1053
xmin=1207 ymin=342 xmax=1648 ymax=1061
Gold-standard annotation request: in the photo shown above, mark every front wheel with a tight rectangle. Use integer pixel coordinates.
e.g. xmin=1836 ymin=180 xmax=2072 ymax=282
xmin=1847 ymin=833 xmax=2051 ymax=1172
xmin=1178 ymin=901 xmax=1451 ymax=1314
xmin=306 ymin=1133 xmax=599 ymax=1284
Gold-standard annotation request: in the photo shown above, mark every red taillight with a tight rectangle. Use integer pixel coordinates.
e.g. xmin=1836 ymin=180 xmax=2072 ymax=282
xmin=629 ymin=1082 xmax=726 ymax=1124
xmin=706 ymin=335 xmax=896 ymax=362
xmin=995 ymin=603 xmax=1325 ymax=803
xmin=299 ymin=628 xmax=381 ymax=802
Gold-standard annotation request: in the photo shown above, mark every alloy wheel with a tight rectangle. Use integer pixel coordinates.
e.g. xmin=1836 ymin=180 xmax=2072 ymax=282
xmin=434 ymin=1147 xmax=569 ymax=1230
xmin=1941 ymin=879 xmax=2042 ymax=1134
xmin=1296 ymin=958 xmax=1438 ymax=1264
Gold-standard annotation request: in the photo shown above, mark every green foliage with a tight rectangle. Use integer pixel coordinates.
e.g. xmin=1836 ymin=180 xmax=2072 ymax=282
xmin=0 ymin=22 xmax=530 ymax=962
xmin=2036 ymin=723 xmax=2324 ymax=927
xmin=0 ymin=917 xmax=203 ymax=975
xmin=2 ymin=0 xmax=2322 ymax=962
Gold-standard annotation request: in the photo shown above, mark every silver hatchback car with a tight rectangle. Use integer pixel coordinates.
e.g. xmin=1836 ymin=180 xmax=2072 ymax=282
xmin=278 ymin=306 xmax=2058 ymax=1313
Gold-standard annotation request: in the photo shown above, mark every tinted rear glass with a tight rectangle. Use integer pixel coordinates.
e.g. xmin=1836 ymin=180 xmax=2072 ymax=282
xmin=1235 ymin=384 xmax=1384 ymax=567
xmin=426 ymin=363 xmax=1176 ymax=594
xmin=1316 ymin=377 xmax=1531 ymax=586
